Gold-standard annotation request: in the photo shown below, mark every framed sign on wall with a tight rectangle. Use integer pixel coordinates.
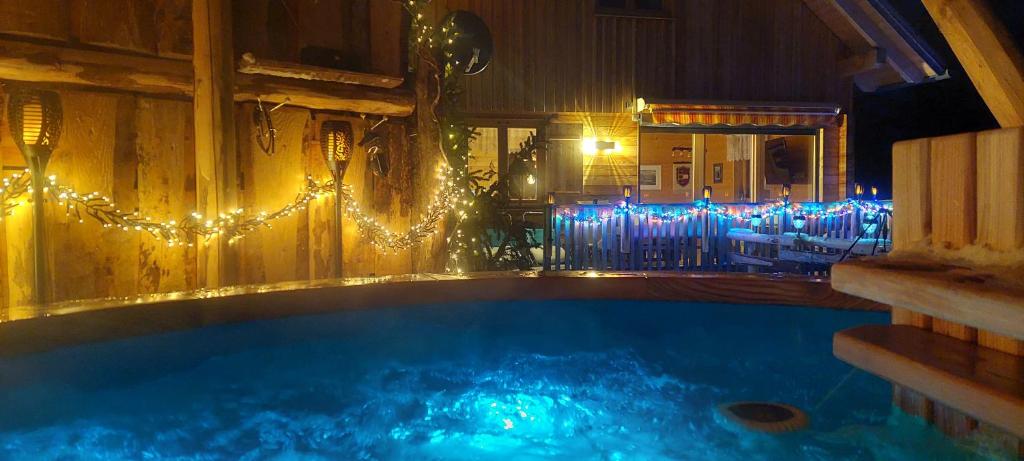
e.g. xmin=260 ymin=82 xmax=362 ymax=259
xmin=639 ymin=165 xmax=662 ymax=190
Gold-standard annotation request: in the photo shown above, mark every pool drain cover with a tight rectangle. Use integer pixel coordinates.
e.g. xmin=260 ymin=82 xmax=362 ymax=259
xmin=718 ymin=401 xmax=809 ymax=433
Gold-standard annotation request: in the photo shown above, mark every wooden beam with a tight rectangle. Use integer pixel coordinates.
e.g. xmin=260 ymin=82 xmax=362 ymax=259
xmin=238 ymin=53 xmax=404 ymax=89
xmin=0 ymin=38 xmax=414 ymax=116
xmin=192 ymin=0 xmax=237 ymax=288
xmin=0 ymin=38 xmax=193 ymax=95
xmin=830 ymin=0 xmax=930 ymax=83
xmin=834 ymin=324 xmax=1024 ymax=438
xmin=922 ymin=0 xmax=1024 ymax=127
xmin=839 ymin=47 xmax=886 ymax=77
xmin=832 ymin=257 xmax=1024 ymax=341
xmin=235 ymin=74 xmax=414 ymax=117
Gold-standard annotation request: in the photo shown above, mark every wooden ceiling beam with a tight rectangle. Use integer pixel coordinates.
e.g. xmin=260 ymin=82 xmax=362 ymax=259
xmin=839 ymin=47 xmax=886 ymax=77
xmin=922 ymin=0 xmax=1024 ymax=127
xmin=0 ymin=38 xmax=414 ymax=116
xmin=830 ymin=0 xmax=929 ymax=83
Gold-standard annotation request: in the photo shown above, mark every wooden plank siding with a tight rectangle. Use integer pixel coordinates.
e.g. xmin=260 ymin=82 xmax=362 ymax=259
xmin=430 ymin=0 xmax=852 ymax=200
xmin=0 ymin=0 xmax=443 ymax=308
xmin=431 ymin=0 xmax=849 ymax=115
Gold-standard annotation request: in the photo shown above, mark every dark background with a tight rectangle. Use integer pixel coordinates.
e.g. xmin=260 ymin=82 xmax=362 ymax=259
xmin=851 ymin=0 xmax=1023 ymax=198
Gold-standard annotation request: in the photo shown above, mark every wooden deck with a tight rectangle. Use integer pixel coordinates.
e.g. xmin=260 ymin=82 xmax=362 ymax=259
xmin=834 ymin=324 xmax=1024 ymax=438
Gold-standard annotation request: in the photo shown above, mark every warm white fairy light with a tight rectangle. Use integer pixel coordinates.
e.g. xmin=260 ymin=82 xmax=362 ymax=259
xmin=0 ymin=169 xmax=32 ymax=221
xmin=0 ymin=166 xmax=455 ymax=253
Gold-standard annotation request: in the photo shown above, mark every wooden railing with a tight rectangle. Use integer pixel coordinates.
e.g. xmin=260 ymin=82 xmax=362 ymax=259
xmin=543 ymin=200 xmax=892 ymax=274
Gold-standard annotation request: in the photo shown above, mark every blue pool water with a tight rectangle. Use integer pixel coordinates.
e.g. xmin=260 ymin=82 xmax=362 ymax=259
xmin=0 ymin=301 xmax=1002 ymax=460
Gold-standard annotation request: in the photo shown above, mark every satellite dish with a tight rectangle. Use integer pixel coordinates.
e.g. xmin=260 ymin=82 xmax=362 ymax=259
xmin=443 ymin=10 xmax=492 ymax=76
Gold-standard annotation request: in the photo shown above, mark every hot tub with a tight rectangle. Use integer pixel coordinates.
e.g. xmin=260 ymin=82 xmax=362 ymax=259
xmin=0 ymin=298 xmax=989 ymax=460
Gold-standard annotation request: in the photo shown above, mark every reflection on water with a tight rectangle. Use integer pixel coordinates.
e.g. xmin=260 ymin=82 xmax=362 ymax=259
xmin=0 ymin=300 xmax=1007 ymax=460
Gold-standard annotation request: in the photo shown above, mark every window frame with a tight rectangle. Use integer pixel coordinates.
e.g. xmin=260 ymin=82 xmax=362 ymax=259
xmin=636 ymin=125 xmax=823 ymax=205
xmin=465 ymin=117 xmax=548 ymax=204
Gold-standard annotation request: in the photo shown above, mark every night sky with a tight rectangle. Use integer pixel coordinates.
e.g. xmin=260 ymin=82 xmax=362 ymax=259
xmin=852 ymin=0 xmax=1023 ymax=198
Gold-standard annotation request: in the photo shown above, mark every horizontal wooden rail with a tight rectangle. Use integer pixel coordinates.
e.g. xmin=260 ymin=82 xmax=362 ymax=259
xmin=0 ymin=38 xmax=415 ymax=116
xmin=835 ymin=324 xmax=1024 ymax=438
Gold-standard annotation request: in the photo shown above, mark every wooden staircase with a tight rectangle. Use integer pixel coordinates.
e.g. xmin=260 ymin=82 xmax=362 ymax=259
xmin=831 ymin=127 xmax=1024 ymax=456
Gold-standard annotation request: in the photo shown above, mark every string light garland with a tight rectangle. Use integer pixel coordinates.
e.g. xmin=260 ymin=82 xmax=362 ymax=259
xmin=404 ymin=0 xmax=484 ymax=274
xmin=0 ymin=170 xmax=32 ymax=220
xmin=559 ymin=198 xmax=891 ymax=224
xmin=0 ymin=166 xmax=455 ymax=253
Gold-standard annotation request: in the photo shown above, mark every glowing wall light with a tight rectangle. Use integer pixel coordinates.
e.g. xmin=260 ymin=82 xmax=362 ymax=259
xmin=750 ymin=213 xmax=763 ymax=228
xmin=581 ymin=137 xmax=620 ymax=155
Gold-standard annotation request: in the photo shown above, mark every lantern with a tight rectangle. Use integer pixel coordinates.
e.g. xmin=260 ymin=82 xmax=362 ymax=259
xmin=319 ymin=120 xmax=353 ymax=277
xmin=320 ymin=120 xmax=353 ymax=179
xmin=792 ymin=214 xmax=807 ymax=235
xmin=9 ymin=88 xmax=62 ymax=305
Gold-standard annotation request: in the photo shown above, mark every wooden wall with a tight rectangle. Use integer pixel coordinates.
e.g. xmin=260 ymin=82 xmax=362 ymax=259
xmin=0 ymin=0 xmax=446 ymax=309
xmin=426 ymin=0 xmax=852 ymax=201
xmin=428 ymin=0 xmax=850 ymax=114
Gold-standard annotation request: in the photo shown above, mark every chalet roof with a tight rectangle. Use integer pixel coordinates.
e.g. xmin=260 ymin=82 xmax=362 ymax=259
xmin=803 ymin=0 xmax=948 ymax=91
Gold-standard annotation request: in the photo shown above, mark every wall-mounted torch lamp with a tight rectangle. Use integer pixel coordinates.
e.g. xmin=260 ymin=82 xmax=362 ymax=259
xmin=320 ymin=120 xmax=353 ymax=277
xmin=9 ymin=89 xmax=62 ymax=305
xmin=871 ymin=186 xmax=878 ymax=201
xmin=782 ymin=184 xmax=792 ymax=206
xmin=703 ymin=186 xmax=712 ymax=207
xmin=855 ymin=183 xmax=864 ymax=200
xmin=623 ymin=185 xmax=632 ymax=203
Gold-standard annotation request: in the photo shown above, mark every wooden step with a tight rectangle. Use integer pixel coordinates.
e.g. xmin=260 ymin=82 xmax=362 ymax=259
xmin=834 ymin=324 xmax=1024 ymax=438
xmin=832 ymin=257 xmax=1024 ymax=340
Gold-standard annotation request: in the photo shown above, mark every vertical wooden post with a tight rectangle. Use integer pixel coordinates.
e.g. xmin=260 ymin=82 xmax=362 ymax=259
xmin=928 ymin=133 xmax=980 ymax=435
xmin=891 ymin=138 xmax=934 ymax=329
xmin=892 ymin=138 xmax=931 ymax=250
xmin=192 ymin=0 xmax=238 ymax=288
xmin=543 ymin=200 xmax=552 ymax=271
xmin=976 ymin=127 xmax=1024 ymax=355
xmin=930 ymin=133 xmax=977 ymax=250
